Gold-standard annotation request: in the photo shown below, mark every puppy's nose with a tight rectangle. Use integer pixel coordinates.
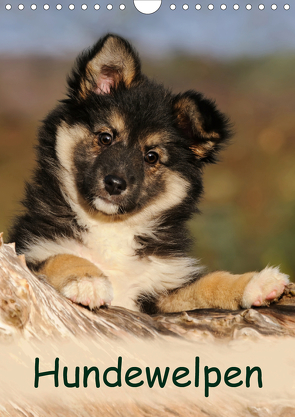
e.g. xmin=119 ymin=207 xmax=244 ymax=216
xmin=104 ymin=175 xmax=127 ymax=195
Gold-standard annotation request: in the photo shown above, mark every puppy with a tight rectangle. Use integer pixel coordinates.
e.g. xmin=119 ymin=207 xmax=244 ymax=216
xmin=8 ymin=34 xmax=289 ymax=314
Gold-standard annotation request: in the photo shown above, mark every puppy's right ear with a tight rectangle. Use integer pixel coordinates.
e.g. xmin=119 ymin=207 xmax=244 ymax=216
xmin=67 ymin=34 xmax=142 ymax=100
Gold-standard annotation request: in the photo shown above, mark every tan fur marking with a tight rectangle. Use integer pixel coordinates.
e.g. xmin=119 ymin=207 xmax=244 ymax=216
xmin=91 ymin=139 xmax=103 ymax=155
xmin=189 ymin=145 xmax=206 ymax=158
xmin=109 ymin=112 xmax=126 ymax=134
xmin=157 ymin=271 xmax=255 ymax=313
xmin=79 ymin=73 xmax=89 ymax=100
xmin=189 ymin=141 xmax=214 ymax=158
xmin=143 ymin=132 xmax=166 ymax=146
xmin=38 ymin=254 xmax=105 ymax=292
xmin=145 ymin=165 xmax=160 ymax=178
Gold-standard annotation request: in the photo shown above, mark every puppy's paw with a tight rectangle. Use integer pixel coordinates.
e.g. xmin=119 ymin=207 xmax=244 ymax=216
xmin=241 ymin=266 xmax=289 ymax=308
xmin=61 ymin=276 xmax=114 ymax=309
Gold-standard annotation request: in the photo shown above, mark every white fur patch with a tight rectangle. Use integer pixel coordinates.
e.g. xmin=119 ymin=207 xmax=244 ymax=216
xmin=62 ymin=275 xmax=113 ymax=309
xmin=241 ymin=266 xmax=289 ymax=308
xmin=93 ymin=198 xmax=119 ymax=215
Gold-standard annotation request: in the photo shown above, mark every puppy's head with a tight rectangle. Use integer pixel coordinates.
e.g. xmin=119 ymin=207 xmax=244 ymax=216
xmin=51 ymin=34 xmax=231 ymax=218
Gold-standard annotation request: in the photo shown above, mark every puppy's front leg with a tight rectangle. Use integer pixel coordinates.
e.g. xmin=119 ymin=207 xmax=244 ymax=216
xmin=37 ymin=254 xmax=113 ymax=309
xmin=157 ymin=267 xmax=289 ymax=313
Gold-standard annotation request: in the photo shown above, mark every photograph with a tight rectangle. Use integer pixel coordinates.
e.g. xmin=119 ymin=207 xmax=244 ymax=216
xmin=0 ymin=1 xmax=295 ymax=415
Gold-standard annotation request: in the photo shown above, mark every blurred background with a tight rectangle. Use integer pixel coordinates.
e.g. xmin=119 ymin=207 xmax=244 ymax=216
xmin=1 ymin=2 xmax=295 ymax=278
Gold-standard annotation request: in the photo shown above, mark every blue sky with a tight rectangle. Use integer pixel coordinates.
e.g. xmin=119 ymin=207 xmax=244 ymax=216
xmin=0 ymin=0 xmax=294 ymax=58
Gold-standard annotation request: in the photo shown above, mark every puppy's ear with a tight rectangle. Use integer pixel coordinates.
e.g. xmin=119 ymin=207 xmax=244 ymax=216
xmin=173 ymin=91 xmax=231 ymax=163
xmin=67 ymin=34 xmax=142 ymax=100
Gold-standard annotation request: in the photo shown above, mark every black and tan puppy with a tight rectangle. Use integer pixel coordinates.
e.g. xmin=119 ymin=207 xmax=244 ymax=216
xmin=8 ymin=34 xmax=289 ymax=313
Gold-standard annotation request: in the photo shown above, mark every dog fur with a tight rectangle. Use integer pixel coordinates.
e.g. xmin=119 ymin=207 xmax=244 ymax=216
xmin=8 ymin=34 xmax=289 ymax=314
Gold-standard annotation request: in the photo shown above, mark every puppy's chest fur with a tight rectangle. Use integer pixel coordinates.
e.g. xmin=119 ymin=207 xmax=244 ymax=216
xmin=31 ymin=220 xmax=198 ymax=311
xmin=85 ymin=223 xmax=199 ymax=310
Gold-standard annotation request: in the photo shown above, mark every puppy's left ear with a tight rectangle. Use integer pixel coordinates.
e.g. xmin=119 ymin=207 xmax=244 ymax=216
xmin=67 ymin=34 xmax=142 ymax=100
xmin=173 ymin=91 xmax=231 ymax=163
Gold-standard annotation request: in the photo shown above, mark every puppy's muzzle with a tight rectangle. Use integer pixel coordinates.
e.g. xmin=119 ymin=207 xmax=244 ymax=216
xmin=104 ymin=174 xmax=127 ymax=196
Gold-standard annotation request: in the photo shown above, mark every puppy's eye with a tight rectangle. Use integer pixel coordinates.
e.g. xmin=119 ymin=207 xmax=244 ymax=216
xmin=144 ymin=151 xmax=159 ymax=165
xmin=99 ymin=132 xmax=113 ymax=146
